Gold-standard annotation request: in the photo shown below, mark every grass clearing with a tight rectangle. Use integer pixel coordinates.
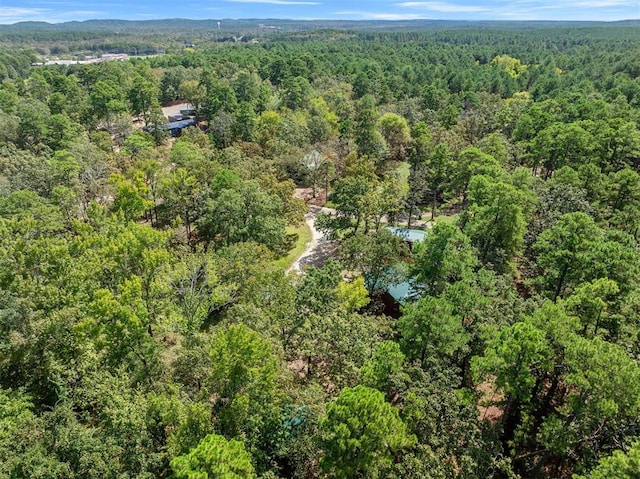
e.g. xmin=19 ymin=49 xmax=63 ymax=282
xmin=433 ymin=213 xmax=460 ymax=226
xmin=275 ymin=221 xmax=313 ymax=270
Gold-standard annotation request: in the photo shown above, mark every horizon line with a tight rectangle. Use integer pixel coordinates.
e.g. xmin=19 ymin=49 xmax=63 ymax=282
xmin=2 ymin=17 xmax=639 ymax=26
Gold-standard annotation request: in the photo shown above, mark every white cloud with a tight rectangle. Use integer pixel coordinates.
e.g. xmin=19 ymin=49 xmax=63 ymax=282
xmin=394 ymin=0 xmax=636 ymax=20
xmin=0 ymin=7 xmax=49 ymax=22
xmin=333 ymin=10 xmax=429 ymax=19
xmin=363 ymin=12 xmax=429 ymax=19
xmin=66 ymin=10 xmax=105 ymax=15
xmin=571 ymin=0 xmax=635 ymax=6
xmin=0 ymin=7 xmax=48 ymax=17
xmin=22 ymin=1 xmax=96 ymax=5
xmin=397 ymin=1 xmax=490 ymax=12
xmin=226 ymin=0 xmax=320 ymax=4
xmin=0 ymin=6 xmax=105 ymax=23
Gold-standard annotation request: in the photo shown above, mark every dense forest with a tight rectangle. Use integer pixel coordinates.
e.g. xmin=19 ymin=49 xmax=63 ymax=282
xmin=1 ymin=19 xmax=640 ymax=478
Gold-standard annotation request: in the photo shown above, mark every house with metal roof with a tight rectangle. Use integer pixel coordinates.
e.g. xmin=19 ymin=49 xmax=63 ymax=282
xmin=144 ymin=118 xmax=197 ymax=137
xmin=373 ymin=227 xmax=427 ymax=316
xmin=163 ymin=119 xmax=197 ymax=136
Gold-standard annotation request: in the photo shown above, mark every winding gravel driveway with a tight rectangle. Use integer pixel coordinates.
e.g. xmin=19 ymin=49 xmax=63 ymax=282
xmin=287 ymin=206 xmax=337 ymax=274
xmin=286 ymin=202 xmax=432 ymax=274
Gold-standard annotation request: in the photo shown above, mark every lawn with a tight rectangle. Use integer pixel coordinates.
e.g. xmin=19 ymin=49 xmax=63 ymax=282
xmin=275 ymin=221 xmax=313 ymax=270
xmin=433 ymin=213 xmax=460 ymax=226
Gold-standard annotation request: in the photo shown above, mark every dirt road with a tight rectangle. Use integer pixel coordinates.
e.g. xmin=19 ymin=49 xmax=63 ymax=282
xmin=287 ymin=206 xmax=337 ymax=274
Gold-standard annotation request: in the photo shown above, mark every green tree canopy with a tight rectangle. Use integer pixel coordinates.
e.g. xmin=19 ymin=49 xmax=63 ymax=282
xmin=320 ymin=385 xmax=414 ymax=478
xmin=170 ymin=433 xmax=256 ymax=479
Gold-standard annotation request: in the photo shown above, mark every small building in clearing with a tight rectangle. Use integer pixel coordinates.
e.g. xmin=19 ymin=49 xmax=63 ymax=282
xmin=163 ymin=119 xmax=197 ymax=136
xmin=144 ymin=118 xmax=197 ymax=137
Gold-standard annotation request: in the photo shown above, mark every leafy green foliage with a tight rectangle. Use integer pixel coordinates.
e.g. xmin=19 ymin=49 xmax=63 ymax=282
xmin=208 ymin=325 xmax=285 ymax=467
xmin=398 ymin=295 xmax=469 ymax=367
xmin=320 ymin=385 xmax=415 ymax=478
xmin=2 ymin=20 xmax=640 ymax=479
xmin=575 ymin=441 xmax=640 ymax=479
xmin=340 ymin=229 xmax=408 ymax=293
xmin=463 ymin=174 xmax=528 ymax=269
xmin=197 ymin=179 xmax=287 ymax=252
xmin=411 ymin=222 xmax=477 ymax=295
xmin=170 ymin=434 xmax=256 ymax=479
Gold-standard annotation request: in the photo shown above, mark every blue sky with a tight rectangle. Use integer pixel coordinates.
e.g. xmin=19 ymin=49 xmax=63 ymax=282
xmin=0 ymin=0 xmax=638 ymax=24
